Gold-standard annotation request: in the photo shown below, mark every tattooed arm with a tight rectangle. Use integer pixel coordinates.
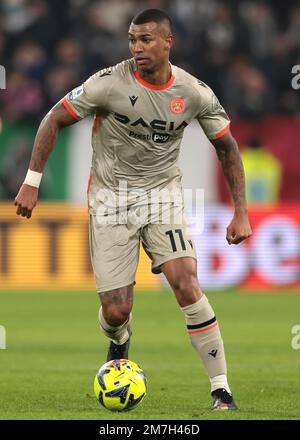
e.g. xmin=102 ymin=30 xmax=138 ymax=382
xmin=211 ymin=131 xmax=252 ymax=245
xmin=14 ymin=101 xmax=79 ymax=218
xmin=28 ymin=101 xmax=77 ymax=172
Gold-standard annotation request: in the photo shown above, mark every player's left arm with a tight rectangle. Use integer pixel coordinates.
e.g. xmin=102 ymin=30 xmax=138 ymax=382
xmin=211 ymin=130 xmax=252 ymax=245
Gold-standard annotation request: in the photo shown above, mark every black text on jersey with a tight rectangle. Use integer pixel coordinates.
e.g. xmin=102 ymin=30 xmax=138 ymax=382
xmin=114 ymin=112 xmax=188 ymax=132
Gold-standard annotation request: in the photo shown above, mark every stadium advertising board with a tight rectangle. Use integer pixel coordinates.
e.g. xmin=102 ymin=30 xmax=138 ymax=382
xmin=0 ymin=203 xmax=299 ymax=292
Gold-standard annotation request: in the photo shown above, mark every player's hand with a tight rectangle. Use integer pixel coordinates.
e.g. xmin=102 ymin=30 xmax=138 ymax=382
xmin=226 ymin=211 xmax=252 ymax=245
xmin=14 ymin=184 xmax=38 ymax=219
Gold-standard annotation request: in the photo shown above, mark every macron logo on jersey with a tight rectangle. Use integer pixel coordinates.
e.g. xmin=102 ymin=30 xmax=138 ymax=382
xmin=129 ymin=96 xmax=138 ymax=107
xmin=68 ymin=85 xmax=84 ymax=101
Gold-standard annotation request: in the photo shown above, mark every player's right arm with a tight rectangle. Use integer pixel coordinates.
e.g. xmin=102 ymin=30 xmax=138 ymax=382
xmin=14 ymin=66 xmax=114 ymax=218
xmin=14 ymin=100 xmax=79 ymax=219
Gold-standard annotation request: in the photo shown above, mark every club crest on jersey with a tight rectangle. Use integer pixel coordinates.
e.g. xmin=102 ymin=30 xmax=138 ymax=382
xmin=170 ymin=97 xmax=185 ymax=114
xmin=68 ymin=85 xmax=84 ymax=101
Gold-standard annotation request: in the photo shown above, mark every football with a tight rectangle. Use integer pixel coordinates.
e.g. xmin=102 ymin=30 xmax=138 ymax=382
xmin=94 ymin=359 xmax=147 ymax=411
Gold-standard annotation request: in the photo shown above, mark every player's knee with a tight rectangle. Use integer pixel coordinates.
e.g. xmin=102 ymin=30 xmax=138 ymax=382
xmin=173 ymin=272 xmax=198 ymax=293
xmin=103 ymin=304 xmax=132 ymax=327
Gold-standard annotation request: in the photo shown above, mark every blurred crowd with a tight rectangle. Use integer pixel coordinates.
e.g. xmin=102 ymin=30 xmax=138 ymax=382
xmin=0 ymin=0 xmax=300 ymax=122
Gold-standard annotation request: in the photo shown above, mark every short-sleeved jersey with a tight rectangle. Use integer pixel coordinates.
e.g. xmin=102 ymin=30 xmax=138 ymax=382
xmin=63 ymin=58 xmax=230 ymax=214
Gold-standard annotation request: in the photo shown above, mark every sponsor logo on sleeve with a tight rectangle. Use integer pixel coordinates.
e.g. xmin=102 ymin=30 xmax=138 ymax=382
xmin=68 ymin=85 xmax=84 ymax=101
xmin=212 ymin=94 xmax=223 ymax=112
xmin=99 ymin=67 xmax=112 ymax=77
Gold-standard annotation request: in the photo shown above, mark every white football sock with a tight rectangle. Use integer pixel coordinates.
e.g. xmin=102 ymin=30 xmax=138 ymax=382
xmin=181 ymin=295 xmax=231 ymax=393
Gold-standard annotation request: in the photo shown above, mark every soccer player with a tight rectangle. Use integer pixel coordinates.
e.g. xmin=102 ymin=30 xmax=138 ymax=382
xmin=14 ymin=9 xmax=252 ymax=410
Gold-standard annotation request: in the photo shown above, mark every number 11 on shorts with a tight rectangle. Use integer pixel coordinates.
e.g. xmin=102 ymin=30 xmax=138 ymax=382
xmin=165 ymin=229 xmax=187 ymax=252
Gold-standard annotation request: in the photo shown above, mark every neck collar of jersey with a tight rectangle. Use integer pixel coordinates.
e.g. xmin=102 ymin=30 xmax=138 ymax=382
xmin=134 ymin=65 xmax=175 ymax=91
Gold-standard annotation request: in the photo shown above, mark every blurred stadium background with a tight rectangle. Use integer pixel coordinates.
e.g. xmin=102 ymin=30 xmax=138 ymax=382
xmin=1 ymin=0 xmax=300 ymax=421
xmin=0 ymin=0 xmax=299 ymax=292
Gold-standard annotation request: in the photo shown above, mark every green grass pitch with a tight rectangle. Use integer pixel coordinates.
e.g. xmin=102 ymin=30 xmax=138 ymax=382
xmin=0 ymin=290 xmax=299 ymax=420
